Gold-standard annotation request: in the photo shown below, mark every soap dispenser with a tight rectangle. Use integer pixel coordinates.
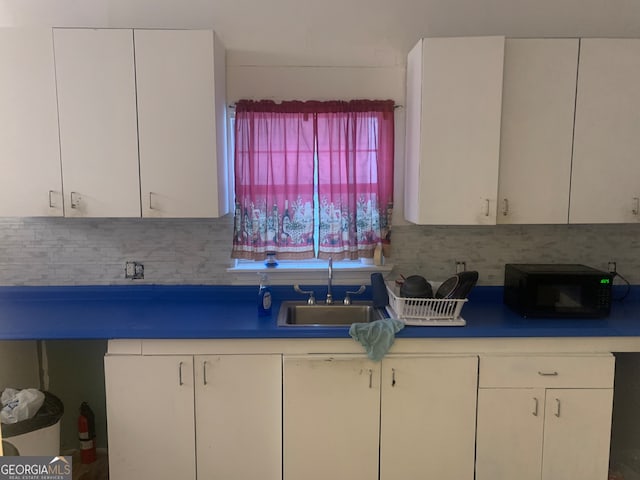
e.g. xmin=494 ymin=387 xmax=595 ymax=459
xmin=257 ymin=273 xmax=272 ymax=316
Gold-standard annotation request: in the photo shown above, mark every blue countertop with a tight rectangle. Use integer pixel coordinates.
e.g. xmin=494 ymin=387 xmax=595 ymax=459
xmin=1 ymin=284 xmax=640 ymax=340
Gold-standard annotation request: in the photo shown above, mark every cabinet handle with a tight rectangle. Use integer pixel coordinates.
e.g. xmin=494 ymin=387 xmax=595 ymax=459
xmin=532 ymin=397 xmax=539 ymax=416
xmin=179 ymin=361 xmax=184 ymax=386
xmin=203 ymin=361 xmax=209 ymax=385
xmin=368 ymin=369 xmax=373 ymax=389
xmin=70 ymin=192 xmax=80 ymax=209
xmin=149 ymin=192 xmax=155 ymax=210
xmin=537 ymin=371 xmax=558 ymax=376
xmin=485 ymin=199 xmax=490 ymax=217
xmin=391 ymin=368 xmax=396 ymax=387
xmin=554 ymin=398 xmax=561 ymax=417
xmin=633 ymin=197 xmax=639 ymax=216
xmin=49 ymin=190 xmax=55 ymax=208
xmin=502 ymin=198 xmax=509 ymax=216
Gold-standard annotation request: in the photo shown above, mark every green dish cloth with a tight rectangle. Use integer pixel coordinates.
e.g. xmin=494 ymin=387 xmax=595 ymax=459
xmin=349 ymin=318 xmax=405 ymax=362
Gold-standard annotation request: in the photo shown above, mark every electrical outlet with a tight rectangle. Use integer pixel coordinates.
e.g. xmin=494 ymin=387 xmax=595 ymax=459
xmin=608 ymin=261 xmax=617 ymax=275
xmin=455 ymin=261 xmax=467 ymax=273
xmin=125 ymin=261 xmax=144 ymax=280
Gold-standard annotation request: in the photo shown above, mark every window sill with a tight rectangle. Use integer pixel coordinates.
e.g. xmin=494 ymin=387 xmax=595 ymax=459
xmin=226 ymin=262 xmax=394 ymax=285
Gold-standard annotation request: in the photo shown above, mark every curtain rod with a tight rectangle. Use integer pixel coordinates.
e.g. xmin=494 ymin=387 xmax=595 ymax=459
xmin=228 ymin=103 xmax=403 ymax=109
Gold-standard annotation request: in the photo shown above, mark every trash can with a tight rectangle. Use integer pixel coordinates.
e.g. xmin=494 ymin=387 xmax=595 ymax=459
xmin=1 ymin=391 xmax=64 ymax=456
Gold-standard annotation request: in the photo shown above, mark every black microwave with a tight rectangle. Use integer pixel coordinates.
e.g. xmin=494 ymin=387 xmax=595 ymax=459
xmin=504 ymin=264 xmax=613 ymax=318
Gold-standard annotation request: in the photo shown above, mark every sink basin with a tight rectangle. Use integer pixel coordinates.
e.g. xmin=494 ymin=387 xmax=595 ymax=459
xmin=277 ymin=301 xmax=387 ymax=327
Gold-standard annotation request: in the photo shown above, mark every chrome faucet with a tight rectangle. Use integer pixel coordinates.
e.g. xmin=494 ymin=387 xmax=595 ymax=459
xmin=326 ymin=257 xmax=334 ymax=304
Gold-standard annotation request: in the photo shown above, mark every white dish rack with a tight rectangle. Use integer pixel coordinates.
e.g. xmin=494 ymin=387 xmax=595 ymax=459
xmin=386 ymin=282 xmax=467 ymax=326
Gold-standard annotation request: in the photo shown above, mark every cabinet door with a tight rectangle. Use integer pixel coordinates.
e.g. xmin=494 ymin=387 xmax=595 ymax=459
xmin=497 ymin=39 xmax=578 ymax=224
xmin=475 ymin=388 xmax=545 ymax=480
xmin=570 ymin=39 xmax=640 ymax=223
xmin=104 ymin=355 xmax=195 ymax=480
xmin=0 ymin=28 xmax=63 ymax=216
xmin=379 ymin=356 xmax=478 ymax=480
xmin=135 ymin=29 xmax=228 ymax=218
xmin=283 ymin=355 xmax=380 ymax=480
xmin=194 ymin=355 xmax=282 ymax=480
xmin=541 ymin=388 xmax=613 ymax=480
xmin=53 ymin=28 xmax=141 ymax=217
xmin=404 ymin=36 xmax=504 ymax=225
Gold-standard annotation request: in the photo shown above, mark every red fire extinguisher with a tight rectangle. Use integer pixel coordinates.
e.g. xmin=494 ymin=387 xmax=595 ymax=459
xmin=78 ymin=402 xmax=97 ymax=464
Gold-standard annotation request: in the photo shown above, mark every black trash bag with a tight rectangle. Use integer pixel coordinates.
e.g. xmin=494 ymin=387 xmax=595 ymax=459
xmin=1 ymin=391 xmax=64 ymax=438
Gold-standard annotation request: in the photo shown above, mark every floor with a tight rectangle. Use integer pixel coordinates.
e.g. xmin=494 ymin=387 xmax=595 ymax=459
xmin=67 ymin=448 xmax=109 ymax=480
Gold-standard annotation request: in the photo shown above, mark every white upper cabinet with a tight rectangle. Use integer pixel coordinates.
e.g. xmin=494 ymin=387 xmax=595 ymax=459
xmin=497 ymin=39 xmax=579 ymax=224
xmin=135 ymin=30 xmax=228 ymax=218
xmin=52 ymin=27 xmax=228 ymax=219
xmin=0 ymin=28 xmax=63 ymax=216
xmin=404 ymin=36 xmax=505 ymax=225
xmin=53 ymin=28 xmax=141 ymax=217
xmin=570 ymin=39 xmax=640 ymax=223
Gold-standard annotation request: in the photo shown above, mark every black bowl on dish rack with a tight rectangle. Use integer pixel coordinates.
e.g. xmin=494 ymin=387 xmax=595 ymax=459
xmin=400 ymin=275 xmax=433 ymax=298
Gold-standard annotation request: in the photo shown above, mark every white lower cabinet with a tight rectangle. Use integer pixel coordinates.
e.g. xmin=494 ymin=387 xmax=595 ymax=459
xmin=193 ymin=355 xmax=282 ymax=480
xmin=283 ymin=354 xmax=478 ymax=480
xmin=104 ymin=355 xmax=195 ymax=480
xmin=105 ymin=354 xmax=282 ymax=480
xmin=105 ymin=347 xmax=617 ymax=480
xmin=283 ymin=356 xmax=380 ymax=480
xmin=475 ymin=355 xmax=615 ymax=480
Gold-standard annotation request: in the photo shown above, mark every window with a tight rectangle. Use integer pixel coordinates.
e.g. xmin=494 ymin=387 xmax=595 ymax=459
xmin=231 ymin=100 xmax=394 ymax=262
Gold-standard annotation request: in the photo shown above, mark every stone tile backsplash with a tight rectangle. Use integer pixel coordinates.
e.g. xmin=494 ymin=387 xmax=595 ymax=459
xmin=391 ymin=223 xmax=640 ymax=284
xmin=1 ymin=217 xmax=639 ymax=285
xmin=0 ymin=217 xmax=234 ymax=285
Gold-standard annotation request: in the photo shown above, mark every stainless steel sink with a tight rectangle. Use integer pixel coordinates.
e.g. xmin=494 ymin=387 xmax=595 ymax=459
xmin=277 ymin=301 xmax=386 ymax=327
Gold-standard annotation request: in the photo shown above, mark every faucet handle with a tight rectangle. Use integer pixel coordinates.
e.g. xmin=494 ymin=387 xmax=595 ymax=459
xmin=294 ymin=285 xmax=316 ymax=305
xmin=343 ymin=285 xmax=366 ymax=305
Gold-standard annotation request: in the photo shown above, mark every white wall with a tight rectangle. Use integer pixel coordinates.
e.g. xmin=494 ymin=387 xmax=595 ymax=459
xmin=2 ymin=0 xmax=640 ymax=67
xmin=226 ymin=65 xmax=404 ymax=103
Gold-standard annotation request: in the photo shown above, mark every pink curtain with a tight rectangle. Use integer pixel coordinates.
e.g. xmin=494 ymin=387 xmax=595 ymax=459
xmin=316 ymin=100 xmax=394 ymax=259
xmin=231 ymin=99 xmax=394 ymax=261
xmin=232 ymin=100 xmax=316 ymax=259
